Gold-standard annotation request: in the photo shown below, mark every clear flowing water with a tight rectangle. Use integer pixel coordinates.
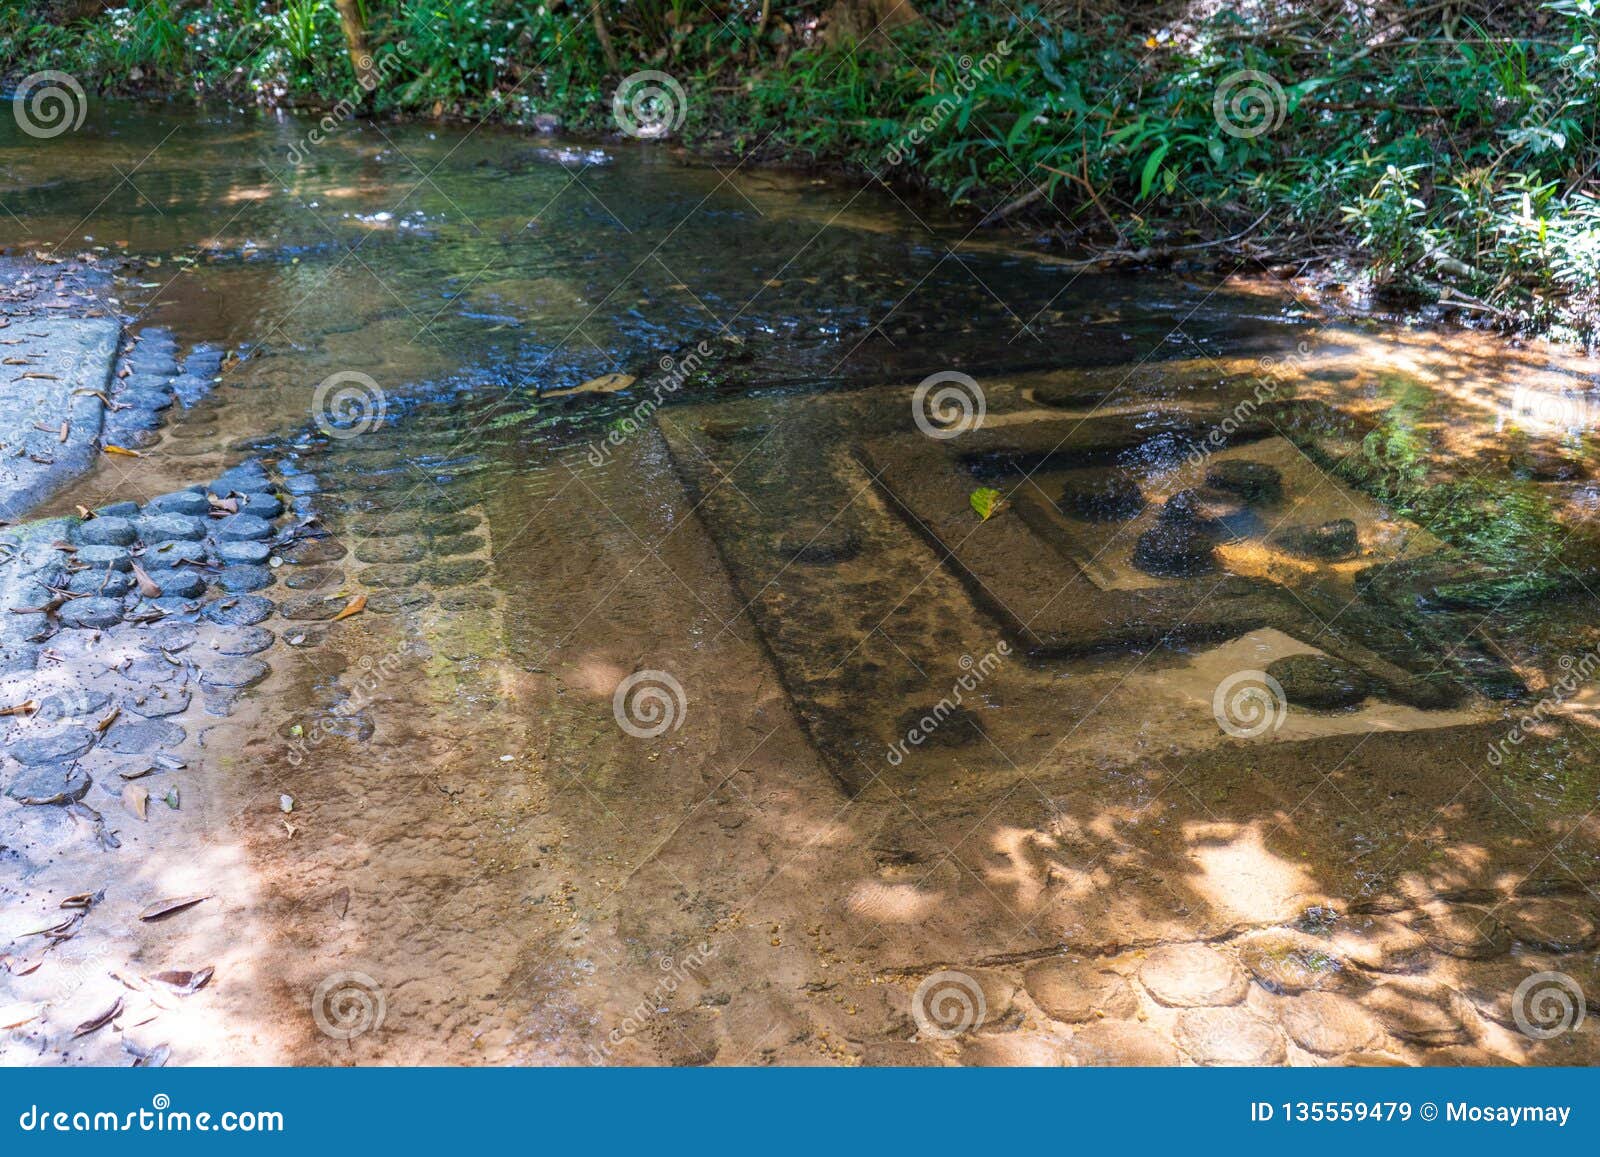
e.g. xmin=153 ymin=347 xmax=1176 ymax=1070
xmin=5 ymin=105 xmax=1600 ymax=1067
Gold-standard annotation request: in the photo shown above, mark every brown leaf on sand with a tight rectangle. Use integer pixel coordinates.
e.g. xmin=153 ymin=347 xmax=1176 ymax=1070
xmin=0 ymin=700 xmax=38 ymax=717
xmin=123 ymin=784 xmax=149 ymax=821
xmin=128 ymin=1041 xmax=171 ymax=1068
xmin=148 ymin=967 xmax=213 ymax=995
xmin=329 ymin=887 xmax=350 ymax=920
xmin=75 ymin=505 xmax=93 ymax=519
xmin=60 ymin=891 xmax=102 ymax=909
xmin=1 ymin=954 xmax=42 ymax=976
xmin=72 ymin=997 xmax=123 ymax=1038
xmin=58 ymin=421 xmax=69 ymax=443
xmin=138 ymin=894 xmax=210 ymax=921
xmin=93 ymin=706 xmax=120 ymax=733
xmin=103 ymin=444 xmax=142 ymax=458
xmin=130 ymin=560 xmax=163 ymax=598
xmin=206 ymin=493 xmax=239 ymax=514
xmin=331 ymin=593 xmax=367 ymax=622
xmin=0 ymin=1003 xmax=43 ymax=1030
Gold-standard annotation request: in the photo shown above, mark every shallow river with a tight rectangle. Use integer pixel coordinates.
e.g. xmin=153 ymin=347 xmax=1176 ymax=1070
xmin=4 ymin=105 xmax=1600 ymax=1067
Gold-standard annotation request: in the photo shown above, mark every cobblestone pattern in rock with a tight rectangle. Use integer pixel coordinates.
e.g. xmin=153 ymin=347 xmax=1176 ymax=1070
xmin=101 ymin=327 xmax=227 ymax=451
xmin=899 ymin=888 xmax=1600 ymax=1066
xmin=1 ymin=457 xmax=286 ymax=824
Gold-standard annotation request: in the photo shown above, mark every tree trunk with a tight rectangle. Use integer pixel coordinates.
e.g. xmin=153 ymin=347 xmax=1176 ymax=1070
xmin=823 ymin=0 xmax=921 ymax=45
xmin=592 ymin=4 xmax=621 ymax=71
xmin=332 ymin=0 xmax=378 ymax=91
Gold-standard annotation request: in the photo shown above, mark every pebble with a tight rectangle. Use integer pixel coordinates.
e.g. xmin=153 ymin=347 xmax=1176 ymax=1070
xmin=216 ymin=626 xmax=274 ymax=655
xmin=146 ymin=490 xmax=212 ymax=517
xmin=143 ymin=569 xmax=207 ymax=599
xmin=35 ymin=689 xmax=113 ymax=723
xmin=1176 ymin=1007 xmax=1287 ymax=1065
xmin=137 ymin=513 xmax=206 ymax=543
xmin=283 ymin=567 xmax=342 ymax=590
xmin=67 ymin=570 xmax=133 ymax=598
xmin=215 ymin=513 xmax=273 ymax=541
xmin=5 ymin=762 xmax=92 ymax=805
xmin=1064 ymin=1021 xmax=1179 ymax=1066
xmin=5 ymin=727 xmax=96 ymax=765
xmin=205 ymin=596 xmax=274 ymax=626
xmin=125 ymin=688 xmax=192 ymax=718
xmin=278 ymin=538 xmax=347 ymax=564
xmin=1411 ymin=903 xmax=1511 ymax=959
xmin=199 ymin=657 xmax=272 ymax=689
xmin=74 ymin=545 xmax=132 ymax=571
xmin=1139 ymin=943 xmax=1249 ymax=1007
xmin=102 ymin=718 xmax=186 ymax=754
xmin=73 ymin=517 xmax=137 ymax=547
xmin=278 ymin=593 xmax=346 ymax=621
xmin=58 ymin=597 xmax=124 ymax=629
xmin=1276 ymin=991 xmax=1382 ymax=1056
xmin=95 ymin=501 xmax=140 ymax=518
xmin=216 ymin=540 xmax=272 ymax=564
xmin=238 ymin=492 xmax=284 ymax=518
xmin=1024 ymin=959 xmax=1138 ymax=1023
xmin=215 ymin=564 xmax=274 ymax=592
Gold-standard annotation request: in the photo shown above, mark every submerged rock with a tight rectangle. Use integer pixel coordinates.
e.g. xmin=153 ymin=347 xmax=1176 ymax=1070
xmin=1265 ymin=653 xmax=1370 ymax=709
xmin=1205 ymin=459 xmax=1283 ymax=504
xmin=1133 ymin=519 xmax=1215 ymax=577
xmin=1272 ymin=518 xmax=1359 ymax=561
xmin=779 ymin=529 xmax=863 ymax=565
xmin=1058 ymin=473 xmax=1144 ymax=522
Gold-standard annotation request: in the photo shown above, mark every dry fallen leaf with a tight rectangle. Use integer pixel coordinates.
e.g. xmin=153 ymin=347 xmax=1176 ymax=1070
xmin=0 ymin=700 xmax=38 ymax=717
xmin=72 ymin=997 xmax=122 ymax=1038
xmin=331 ymin=593 xmax=366 ymax=622
xmin=123 ymin=783 xmax=148 ymax=821
xmin=102 ymin=444 xmax=142 ymax=458
xmin=138 ymin=894 xmax=210 ymax=921
xmin=129 ymin=1041 xmax=171 ymax=1068
xmin=130 ymin=560 xmax=163 ymax=598
xmin=0 ymin=1002 xmax=42 ymax=1030
xmin=148 ymin=966 xmax=213 ymax=995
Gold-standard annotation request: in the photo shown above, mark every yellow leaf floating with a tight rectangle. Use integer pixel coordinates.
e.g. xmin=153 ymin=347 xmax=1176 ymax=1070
xmin=331 ymin=593 xmax=367 ymax=622
xmin=970 ymin=487 xmax=1004 ymax=521
xmin=103 ymin=444 xmax=142 ymax=458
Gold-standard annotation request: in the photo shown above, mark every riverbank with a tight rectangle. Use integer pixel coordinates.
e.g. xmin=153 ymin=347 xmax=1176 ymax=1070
xmin=4 ymin=2 xmax=1598 ymax=346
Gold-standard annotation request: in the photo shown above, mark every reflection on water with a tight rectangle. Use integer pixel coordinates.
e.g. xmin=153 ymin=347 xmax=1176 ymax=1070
xmin=4 ymin=104 xmax=1600 ymax=1068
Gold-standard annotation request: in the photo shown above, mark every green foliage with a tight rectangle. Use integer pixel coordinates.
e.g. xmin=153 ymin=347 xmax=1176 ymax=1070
xmin=1 ymin=1 xmax=1597 ymax=339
